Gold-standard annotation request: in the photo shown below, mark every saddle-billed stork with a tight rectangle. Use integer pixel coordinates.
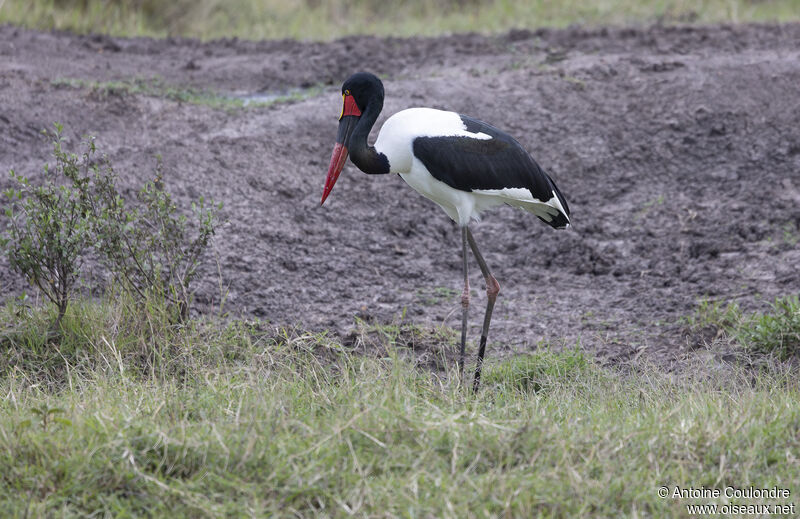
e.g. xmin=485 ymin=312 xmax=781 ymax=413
xmin=321 ymin=72 xmax=570 ymax=392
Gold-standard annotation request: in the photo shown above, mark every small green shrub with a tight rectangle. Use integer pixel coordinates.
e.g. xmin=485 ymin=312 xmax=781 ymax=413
xmin=1 ymin=123 xmax=222 ymax=331
xmin=1 ymin=123 xmax=94 ymax=333
xmin=86 ymin=156 xmax=221 ymax=321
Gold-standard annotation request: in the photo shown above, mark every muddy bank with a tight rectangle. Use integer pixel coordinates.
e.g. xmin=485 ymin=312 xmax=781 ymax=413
xmin=1 ymin=23 xmax=799 ymax=368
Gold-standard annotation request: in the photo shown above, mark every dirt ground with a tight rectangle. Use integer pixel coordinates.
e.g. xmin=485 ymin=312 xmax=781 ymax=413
xmin=1 ymin=23 xmax=799 ymax=369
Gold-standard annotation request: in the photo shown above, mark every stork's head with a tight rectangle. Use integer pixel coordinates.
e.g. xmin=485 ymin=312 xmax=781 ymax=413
xmin=320 ymin=72 xmax=384 ymax=205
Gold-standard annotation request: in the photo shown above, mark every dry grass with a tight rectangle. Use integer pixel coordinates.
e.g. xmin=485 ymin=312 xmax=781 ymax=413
xmin=2 ymin=0 xmax=800 ymax=40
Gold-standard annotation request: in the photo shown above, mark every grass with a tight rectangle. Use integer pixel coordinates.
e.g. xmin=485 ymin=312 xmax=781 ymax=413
xmin=50 ymin=77 xmax=324 ymax=110
xmin=687 ymin=294 xmax=800 ymax=360
xmin=782 ymin=221 xmax=799 ymax=246
xmin=2 ymin=0 xmax=800 ymax=41
xmin=414 ymin=286 xmax=460 ymax=306
xmin=1 ymin=297 xmax=800 ymax=516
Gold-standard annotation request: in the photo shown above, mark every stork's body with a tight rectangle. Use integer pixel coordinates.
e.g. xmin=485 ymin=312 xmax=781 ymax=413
xmin=376 ymin=108 xmax=570 ymax=226
xmin=321 ymin=73 xmax=570 ymax=391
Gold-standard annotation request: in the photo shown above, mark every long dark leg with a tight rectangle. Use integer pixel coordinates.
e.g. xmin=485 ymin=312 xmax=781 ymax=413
xmin=467 ymin=228 xmax=500 ymax=393
xmin=458 ymin=226 xmax=470 ymax=380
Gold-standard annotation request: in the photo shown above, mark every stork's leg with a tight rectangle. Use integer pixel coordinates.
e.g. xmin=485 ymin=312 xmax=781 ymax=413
xmin=458 ymin=226 xmax=470 ymax=380
xmin=466 ymin=228 xmax=500 ymax=393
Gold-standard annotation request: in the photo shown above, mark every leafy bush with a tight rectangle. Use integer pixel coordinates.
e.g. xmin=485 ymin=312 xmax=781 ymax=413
xmin=86 ymin=157 xmax=221 ymax=321
xmin=1 ymin=124 xmax=94 ymax=333
xmin=1 ymin=124 xmax=221 ymax=330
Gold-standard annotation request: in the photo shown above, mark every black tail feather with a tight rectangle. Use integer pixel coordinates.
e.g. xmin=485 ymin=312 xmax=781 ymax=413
xmin=539 ymin=172 xmax=570 ymax=229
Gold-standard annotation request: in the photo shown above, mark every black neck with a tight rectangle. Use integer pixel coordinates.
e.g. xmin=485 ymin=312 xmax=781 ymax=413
xmin=349 ymin=94 xmax=390 ymax=175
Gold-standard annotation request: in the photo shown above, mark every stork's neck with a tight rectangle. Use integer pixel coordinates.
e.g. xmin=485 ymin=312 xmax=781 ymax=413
xmin=350 ymin=94 xmax=390 ymax=175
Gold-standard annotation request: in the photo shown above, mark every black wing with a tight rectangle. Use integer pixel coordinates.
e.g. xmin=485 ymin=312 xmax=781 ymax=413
xmin=412 ymin=115 xmax=570 ymax=228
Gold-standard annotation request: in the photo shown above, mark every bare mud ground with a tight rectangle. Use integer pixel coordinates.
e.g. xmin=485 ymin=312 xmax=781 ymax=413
xmin=1 ymin=24 xmax=799 ymax=369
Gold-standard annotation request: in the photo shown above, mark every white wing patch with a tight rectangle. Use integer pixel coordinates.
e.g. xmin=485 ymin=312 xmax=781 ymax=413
xmin=469 ymin=131 xmax=493 ymax=140
xmin=473 ymin=187 xmax=570 ymax=224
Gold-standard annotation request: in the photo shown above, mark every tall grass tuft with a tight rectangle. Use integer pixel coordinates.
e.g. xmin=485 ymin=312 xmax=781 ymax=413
xmin=688 ymin=294 xmax=800 ymax=360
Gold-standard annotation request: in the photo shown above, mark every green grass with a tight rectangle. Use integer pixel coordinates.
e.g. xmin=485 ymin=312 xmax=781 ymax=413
xmin=50 ymin=77 xmax=323 ymax=110
xmin=414 ymin=286 xmax=460 ymax=306
xmin=3 ymin=0 xmax=800 ymax=41
xmin=1 ymin=298 xmax=799 ymax=516
xmin=782 ymin=221 xmax=799 ymax=246
xmin=687 ymin=294 xmax=800 ymax=360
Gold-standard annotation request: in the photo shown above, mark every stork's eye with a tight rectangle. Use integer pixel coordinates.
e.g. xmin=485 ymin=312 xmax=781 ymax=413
xmin=344 ymin=89 xmax=350 ymax=96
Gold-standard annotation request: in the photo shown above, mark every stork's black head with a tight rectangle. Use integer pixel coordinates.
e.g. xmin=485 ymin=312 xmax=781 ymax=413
xmin=341 ymin=72 xmax=384 ymax=114
xmin=321 ymin=72 xmax=386 ymax=205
